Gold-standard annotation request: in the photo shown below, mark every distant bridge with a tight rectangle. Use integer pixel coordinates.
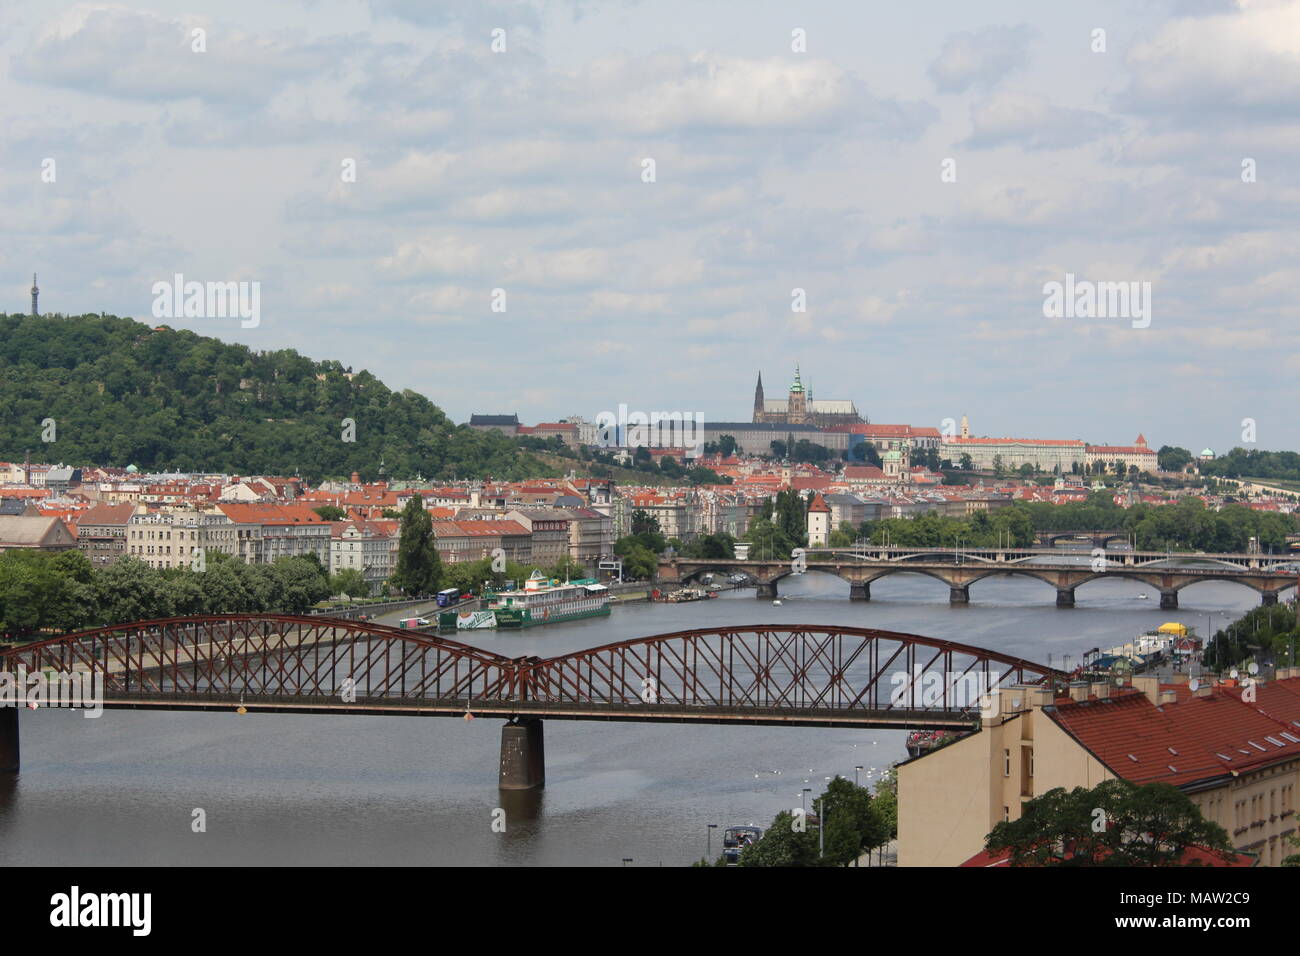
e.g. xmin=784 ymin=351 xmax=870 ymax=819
xmin=803 ymin=544 xmax=1300 ymax=571
xmin=663 ymin=550 xmax=1300 ymax=608
xmin=0 ymin=615 xmax=1061 ymax=789
xmin=1034 ymin=529 xmax=1131 ymax=548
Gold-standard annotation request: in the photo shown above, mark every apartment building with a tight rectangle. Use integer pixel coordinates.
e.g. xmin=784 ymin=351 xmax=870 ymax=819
xmin=214 ymin=503 xmax=330 ymax=565
xmin=76 ymin=502 xmax=136 ymax=567
xmin=429 ymin=520 xmax=532 ymax=565
xmin=560 ymin=507 xmax=615 ymax=568
xmin=504 ymin=509 xmax=572 ymax=566
xmin=126 ymin=509 xmax=234 ymax=569
xmin=898 ymin=671 xmax=1300 ymax=867
xmin=329 ymin=519 xmax=398 ymax=595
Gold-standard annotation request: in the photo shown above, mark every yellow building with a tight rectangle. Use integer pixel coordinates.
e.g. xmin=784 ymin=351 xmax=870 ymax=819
xmin=899 ymin=670 xmax=1300 ymax=867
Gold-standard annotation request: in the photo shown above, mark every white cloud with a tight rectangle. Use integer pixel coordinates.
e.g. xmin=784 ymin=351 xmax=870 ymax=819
xmin=929 ymin=24 xmax=1037 ymax=93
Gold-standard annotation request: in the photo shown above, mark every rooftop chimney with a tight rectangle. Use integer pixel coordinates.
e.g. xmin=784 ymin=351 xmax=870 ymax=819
xmin=1132 ymin=674 xmax=1161 ymax=706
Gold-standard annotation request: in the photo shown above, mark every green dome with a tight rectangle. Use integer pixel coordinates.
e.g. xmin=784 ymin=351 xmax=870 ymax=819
xmin=126 ymin=464 xmax=139 ymax=473
xmin=1200 ymin=448 xmax=1214 ymax=457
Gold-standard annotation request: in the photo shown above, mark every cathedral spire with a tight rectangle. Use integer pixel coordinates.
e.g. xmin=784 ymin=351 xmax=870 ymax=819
xmin=753 ymin=371 xmax=765 ymax=422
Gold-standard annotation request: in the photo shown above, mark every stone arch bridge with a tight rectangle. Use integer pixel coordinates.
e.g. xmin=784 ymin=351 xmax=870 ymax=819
xmin=660 ymin=556 xmax=1299 ymax=609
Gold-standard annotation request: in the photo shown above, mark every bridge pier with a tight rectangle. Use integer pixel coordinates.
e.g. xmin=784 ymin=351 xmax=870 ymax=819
xmin=756 ymin=581 xmax=778 ymax=600
xmin=0 ymin=707 xmax=17 ymax=773
xmin=949 ymin=586 xmax=970 ymax=606
xmin=1160 ymin=590 xmax=1179 ymax=610
xmin=850 ymin=582 xmax=871 ymax=601
xmin=499 ymin=718 xmax=545 ymax=790
xmin=1056 ymin=587 xmax=1075 ymax=608
xmin=1262 ymin=591 xmax=1280 ymax=606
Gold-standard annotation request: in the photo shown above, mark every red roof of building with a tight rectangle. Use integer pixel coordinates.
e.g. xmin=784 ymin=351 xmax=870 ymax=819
xmin=960 ymin=844 xmax=1255 ymax=867
xmin=842 ymin=465 xmax=888 ymax=480
xmin=1047 ymin=678 xmax=1300 ymax=788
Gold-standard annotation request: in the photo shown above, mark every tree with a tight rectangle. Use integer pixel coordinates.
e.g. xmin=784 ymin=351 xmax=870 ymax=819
xmin=330 ymin=567 xmax=368 ymax=600
xmin=312 ymin=505 xmax=346 ymax=521
xmin=738 ymin=811 xmax=824 ymax=867
xmin=985 ymin=779 xmax=1235 ymax=866
xmin=817 ymin=776 xmax=891 ymax=866
xmin=550 ymin=555 xmax=586 ymax=580
xmin=0 ymin=312 xmax=559 ymax=482
xmin=630 ymin=510 xmax=661 ymax=537
xmin=391 ymin=496 xmax=442 ymax=595
xmin=266 ymin=557 xmax=332 ymax=613
xmin=855 ymin=442 xmax=882 ymax=466
xmin=959 ymin=453 xmax=973 ymax=471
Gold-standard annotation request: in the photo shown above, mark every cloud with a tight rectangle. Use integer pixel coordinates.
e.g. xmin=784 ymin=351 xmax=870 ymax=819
xmin=929 ymin=24 xmax=1037 ymax=93
xmin=963 ymin=92 xmax=1112 ymax=150
xmin=1121 ymin=0 xmax=1300 ymax=120
xmin=14 ymin=4 xmax=349 ymax=106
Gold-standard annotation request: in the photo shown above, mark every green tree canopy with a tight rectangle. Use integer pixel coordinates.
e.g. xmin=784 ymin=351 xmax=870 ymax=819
xmin=985 ymin=779 xmax=1235 ymax=866
xmin=390 ymin=496 xmax=442 ymax=596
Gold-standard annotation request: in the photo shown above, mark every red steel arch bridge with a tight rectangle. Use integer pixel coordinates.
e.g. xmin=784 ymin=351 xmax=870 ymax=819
xmin=0 ymin=614 xmax=1063 ymax=788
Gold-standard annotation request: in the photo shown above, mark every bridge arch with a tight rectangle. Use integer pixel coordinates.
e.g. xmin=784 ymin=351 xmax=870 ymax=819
xmin=0 ymin=613 xmax=516 ymax=702
xmin=520 ymin=624 xmax=1063 ymax=719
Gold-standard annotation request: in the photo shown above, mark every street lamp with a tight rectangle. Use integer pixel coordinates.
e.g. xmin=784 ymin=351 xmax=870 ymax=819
xmin=816 ymin=797 xmax=826 ymax=859
xmin=854 ymin=765 xmax=863 ymax=787
xmin=706 ymin=823 xmax=718 ymax=860
xmin=801 ymin=787 xmax=811 ymax=817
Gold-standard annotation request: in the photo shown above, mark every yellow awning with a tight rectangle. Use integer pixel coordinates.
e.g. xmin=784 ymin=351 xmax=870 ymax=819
xmin=1157 ymin=622 xmax=1188 ymax=635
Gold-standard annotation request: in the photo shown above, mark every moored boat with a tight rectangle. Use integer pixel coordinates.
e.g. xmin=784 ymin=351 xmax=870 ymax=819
xmin=478 ymin=570 xmax=611 ymax=629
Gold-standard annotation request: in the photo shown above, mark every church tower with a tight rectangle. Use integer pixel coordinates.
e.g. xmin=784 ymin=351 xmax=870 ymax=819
xmin=31 ymin=274 xmax=39 ymax=317
xmin=753 ymin=372 xmax=765 ymax=423
xmin=788 ymin=365 xmax=807 ymax=424
xmin=807 ymin=492 xmax=831 ymax=547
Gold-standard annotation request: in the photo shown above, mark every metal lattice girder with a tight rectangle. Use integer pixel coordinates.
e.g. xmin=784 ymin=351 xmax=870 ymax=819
xmin=0 ymin=617 xmax=1064 ymax=726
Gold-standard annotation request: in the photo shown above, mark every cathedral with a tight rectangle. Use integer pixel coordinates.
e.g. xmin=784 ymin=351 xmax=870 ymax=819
xmin=752 ymin=367 xmax=863 ymax=427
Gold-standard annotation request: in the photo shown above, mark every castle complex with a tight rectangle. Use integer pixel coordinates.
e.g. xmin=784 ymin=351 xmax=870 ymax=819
xmin=752 ymin=367 xmax=863 ymax=427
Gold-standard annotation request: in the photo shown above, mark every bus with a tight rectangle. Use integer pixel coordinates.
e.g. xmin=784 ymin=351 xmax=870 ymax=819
xmin=436 ymin=588 xmax=462 ymax=607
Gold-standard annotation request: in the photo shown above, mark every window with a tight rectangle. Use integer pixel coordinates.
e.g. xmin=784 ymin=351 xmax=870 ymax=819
xmin=1004 ymin=749 xmax=1011 ymax=777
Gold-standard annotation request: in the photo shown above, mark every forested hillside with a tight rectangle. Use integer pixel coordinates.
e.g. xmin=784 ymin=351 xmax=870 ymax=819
xmin=0 ymin=313 xmax=553 ymax=481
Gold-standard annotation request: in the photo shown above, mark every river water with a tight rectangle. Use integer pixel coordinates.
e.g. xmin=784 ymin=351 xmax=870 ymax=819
xmin=0 ymin=571 xmax=1259 ymax=866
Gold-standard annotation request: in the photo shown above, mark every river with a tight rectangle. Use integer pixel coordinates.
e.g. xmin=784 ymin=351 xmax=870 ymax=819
xmin=0 ymin=571 xmax=1259 ymax=866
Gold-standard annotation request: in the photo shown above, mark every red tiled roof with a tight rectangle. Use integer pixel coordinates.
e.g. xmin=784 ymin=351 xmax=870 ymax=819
xmin=1048 ymin=679 xmax=1300 ymax=788
xmin=842 ymin=465 xmax=888 ymax=480
xmin=77 ymin=503 xmax=136 ymax=526
xmin=961 ymin=844 xmax=1255 ymax=867
xmin=216 ymin=503 xmax=325 ymax=525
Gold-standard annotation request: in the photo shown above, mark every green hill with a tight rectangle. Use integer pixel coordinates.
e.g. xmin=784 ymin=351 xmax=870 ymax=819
xmin=0 ymin=313 xmax=554 ymax=482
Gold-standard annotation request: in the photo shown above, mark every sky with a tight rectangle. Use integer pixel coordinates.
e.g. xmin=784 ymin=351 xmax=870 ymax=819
xmin=3 ymin=0 xmax=1299 ymax=456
